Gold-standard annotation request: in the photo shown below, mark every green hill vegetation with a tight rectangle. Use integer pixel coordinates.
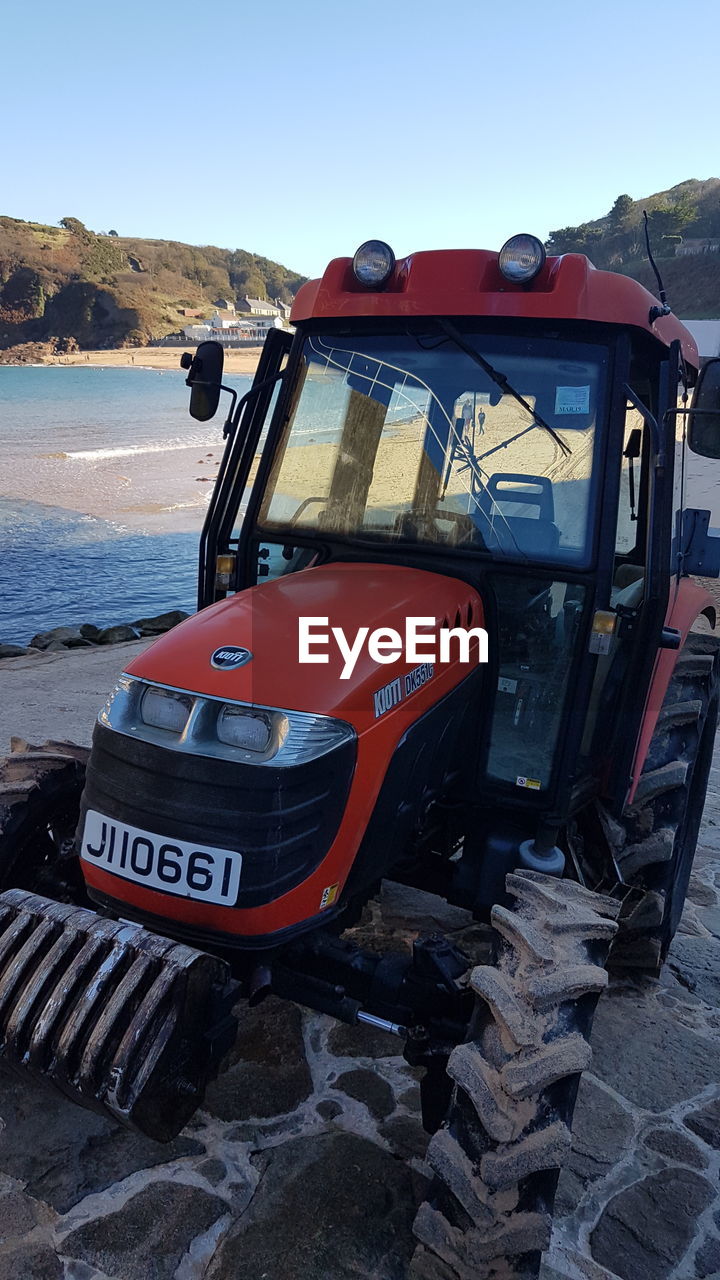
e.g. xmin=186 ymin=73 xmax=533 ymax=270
xmin=546 ymin=178 xmax=720 ymax=318
xmin=2 ymin=183 xmax=718 ymax=353
xmin=0 ymin=215 xmax=306 ymax=351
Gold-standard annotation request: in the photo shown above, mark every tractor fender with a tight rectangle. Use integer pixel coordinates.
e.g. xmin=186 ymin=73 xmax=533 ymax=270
xmin=627 ymin=577 xmax=716 ymax=806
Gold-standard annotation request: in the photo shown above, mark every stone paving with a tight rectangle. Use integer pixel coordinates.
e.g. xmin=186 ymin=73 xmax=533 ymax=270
xmin=0 ymin=781 xmax=718 ymax=1278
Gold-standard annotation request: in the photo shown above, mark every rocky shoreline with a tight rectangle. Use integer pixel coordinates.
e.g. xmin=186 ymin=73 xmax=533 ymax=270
xmin=0 ymin=609 xmax=189 ymax=661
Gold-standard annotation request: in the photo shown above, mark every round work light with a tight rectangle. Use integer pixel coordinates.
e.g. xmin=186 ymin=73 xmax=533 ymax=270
xmin=498 ymin=234 xmax=546 ymax=284
xmin=352 ymin=240 xmax=396 ymax=289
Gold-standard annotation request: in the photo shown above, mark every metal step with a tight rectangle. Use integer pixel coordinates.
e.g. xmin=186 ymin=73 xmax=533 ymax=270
xmin=0 ymin=889 xmax=237 ymax=1141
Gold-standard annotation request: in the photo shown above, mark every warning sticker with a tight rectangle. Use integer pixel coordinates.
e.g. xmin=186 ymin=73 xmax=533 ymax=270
xmin=516 ymin=776 xmax=542 ymax=790
xmin=555 ymin=385 xmax=590 ymax=415
xmin=320 ymin=883 xmax=339 ymax=910
xmin=498 ymin=677 xmax=517 ymax=693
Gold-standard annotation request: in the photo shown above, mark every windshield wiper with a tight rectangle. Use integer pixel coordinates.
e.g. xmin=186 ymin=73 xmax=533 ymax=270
xmin=437 ymin=319 xmax=572 ymax=457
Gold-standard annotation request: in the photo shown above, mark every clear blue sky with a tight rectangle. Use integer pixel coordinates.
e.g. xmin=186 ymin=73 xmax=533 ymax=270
xmin=4 ymin=0 xmax=718 ymax=278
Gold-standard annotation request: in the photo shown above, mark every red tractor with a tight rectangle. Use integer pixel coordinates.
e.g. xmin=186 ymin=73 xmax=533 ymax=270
xmin=2 ymin=234 xmax=720 ymax=1278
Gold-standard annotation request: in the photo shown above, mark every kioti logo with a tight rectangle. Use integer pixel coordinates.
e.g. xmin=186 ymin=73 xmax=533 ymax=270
xmin=210 ymin=646 xmax=253 ymax=670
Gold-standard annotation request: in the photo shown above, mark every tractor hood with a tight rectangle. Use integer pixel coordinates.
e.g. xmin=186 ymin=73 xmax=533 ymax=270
xmin=124 ymin=563 xmax=483 ymax=733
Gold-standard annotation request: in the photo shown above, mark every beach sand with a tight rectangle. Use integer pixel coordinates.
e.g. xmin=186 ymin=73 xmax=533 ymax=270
xmin=43 ymin=346 xmax=263 ymax=374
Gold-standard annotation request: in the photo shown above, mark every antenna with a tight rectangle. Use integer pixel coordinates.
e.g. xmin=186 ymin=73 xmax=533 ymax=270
xmin=643 ymin=210 xmax=672 ymax=325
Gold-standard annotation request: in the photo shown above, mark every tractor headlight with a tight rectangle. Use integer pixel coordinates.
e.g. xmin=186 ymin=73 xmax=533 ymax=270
xmin=216 ymin=706 xmax=274 ymax=752
xmin=352 ymin=240 xmax=396 ymax=289
xmin=140 ymin=686 xmax=192 ymax=734
xmin=215 ymin=704 xmax=354 ymax=765
xmin=498 ymin=234 xmax=546 ymax=284
xmin=99 ymin=677 xmax=355 ymax=767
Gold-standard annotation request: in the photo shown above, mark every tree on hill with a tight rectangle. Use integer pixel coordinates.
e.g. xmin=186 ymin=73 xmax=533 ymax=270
xmin=545 ymin=224 xmax=603 ymax=256
xmin=609 ymin=194 xmax=634 ymax=227
xmin=648 ymin=193 xmax=697 ymax=238
xmin=108 ymin=229 xmax=119 ymax=237
xmin=59 ymin=216 xmax=92 ymax=244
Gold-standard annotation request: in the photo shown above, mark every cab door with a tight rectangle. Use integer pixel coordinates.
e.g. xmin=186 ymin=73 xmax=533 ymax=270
xmin=198 ymin=327 xmax=293 ymax=608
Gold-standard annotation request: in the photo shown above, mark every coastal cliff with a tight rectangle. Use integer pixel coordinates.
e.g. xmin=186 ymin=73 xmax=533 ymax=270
xmin=0 ymin=215 xmax=305 ymax=352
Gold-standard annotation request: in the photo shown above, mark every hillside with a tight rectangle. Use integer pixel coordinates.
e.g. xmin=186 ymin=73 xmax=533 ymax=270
xmin=2 ymin=184 xmax=719 ymax=355
xmin=546 ymin=179 xmax=720 ymax=318
xmin=0 ymin=216 xmax=306 ymax=351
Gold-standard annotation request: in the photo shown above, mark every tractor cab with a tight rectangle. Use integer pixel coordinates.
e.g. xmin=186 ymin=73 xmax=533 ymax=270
xmin=187 ymin=236 xmax=710 ymax=910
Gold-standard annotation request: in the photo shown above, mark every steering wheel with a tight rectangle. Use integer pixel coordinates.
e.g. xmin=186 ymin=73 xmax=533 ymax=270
xmin=290 ymin=496 xmax=326 ymax=527
xmin=395 ymin=509 xmax=485 ymax=548
xmin=432 ymin=509 xmax=486 ymax=547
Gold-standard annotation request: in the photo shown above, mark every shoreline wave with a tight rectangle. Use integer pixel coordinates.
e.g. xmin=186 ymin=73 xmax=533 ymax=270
xmin=64 ymin=437 xmax=218 ymax=461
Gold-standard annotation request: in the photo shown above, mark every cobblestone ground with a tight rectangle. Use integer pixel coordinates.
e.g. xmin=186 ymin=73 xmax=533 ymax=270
xmin=0 ymin=788 xmax=719 ymax=1278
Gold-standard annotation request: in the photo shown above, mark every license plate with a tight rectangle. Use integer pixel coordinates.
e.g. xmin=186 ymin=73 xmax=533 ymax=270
xmin=80 ymin=809 xmax=242 ymax=906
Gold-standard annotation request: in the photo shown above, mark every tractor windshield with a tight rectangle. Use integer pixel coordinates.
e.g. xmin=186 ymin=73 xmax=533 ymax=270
xmin=258 ymin=332 xmax=608 ymax=567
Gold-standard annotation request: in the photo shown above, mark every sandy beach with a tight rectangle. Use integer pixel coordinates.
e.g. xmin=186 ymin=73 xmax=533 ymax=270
xmin=41 ymin=346 xmax=263 ymax=374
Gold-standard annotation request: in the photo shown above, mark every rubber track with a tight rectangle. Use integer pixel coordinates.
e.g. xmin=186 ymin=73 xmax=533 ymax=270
xmin=411 ymin=870 xmax=619 ymax=1279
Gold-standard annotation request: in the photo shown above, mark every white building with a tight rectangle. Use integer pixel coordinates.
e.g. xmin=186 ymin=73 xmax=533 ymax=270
xmin=675 ymin=239 xmax=720 ymax=258
xmin=237 ymin=296 xmax=292 ymax=323
xmin=211 ymin=310 xmax=240 ymax=330
xmin=182 ymin=296 xmax=293 ymax=345
xmin=182 ymin=316 xmax=275 ymax=345
xmin=236 ymin=296 xmax=283 ymax=317
xmin=684 ymin=320 xmax=720 ymax=361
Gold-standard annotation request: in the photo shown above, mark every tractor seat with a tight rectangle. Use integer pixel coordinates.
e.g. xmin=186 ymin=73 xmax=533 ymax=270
xmin=610 ymin=563 xmax=644 ymax=609
xmin=482 ymin=515 xmax=561 ymax=558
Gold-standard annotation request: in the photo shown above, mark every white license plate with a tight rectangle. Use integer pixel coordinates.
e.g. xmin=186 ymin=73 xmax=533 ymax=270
xmin=80 ymin=809 xmax=242 ymax=906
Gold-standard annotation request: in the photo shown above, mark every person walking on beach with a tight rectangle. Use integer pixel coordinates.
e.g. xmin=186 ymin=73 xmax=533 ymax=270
xmin=461 ymin=399 xmax=473 ymax=438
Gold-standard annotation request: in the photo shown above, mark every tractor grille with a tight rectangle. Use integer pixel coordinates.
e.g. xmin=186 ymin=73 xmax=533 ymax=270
xmin=78 ymin=722 xmax=355 ymax=909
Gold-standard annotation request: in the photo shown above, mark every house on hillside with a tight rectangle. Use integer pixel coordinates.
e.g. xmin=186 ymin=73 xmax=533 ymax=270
xmin=234 ymin=296 xmax=292 ymax=337
xmin=210 ymin=310 xmax=240 ymax=330
xmin=181 ymin=296 xmax=293 ymax=345
xmin=182 ymin=312 xmax=276 ymax=344
xmin=238 ymin=296 xmax=292 ymax=320
xmin=675 ymin=239 xmax=720 ymax=257
xmin=236 ymin=296 xmax=283 ymax=317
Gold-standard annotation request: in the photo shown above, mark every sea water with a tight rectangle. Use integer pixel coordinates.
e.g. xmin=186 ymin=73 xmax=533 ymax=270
xmin=0 ymin=366 xmax=252 ymax=645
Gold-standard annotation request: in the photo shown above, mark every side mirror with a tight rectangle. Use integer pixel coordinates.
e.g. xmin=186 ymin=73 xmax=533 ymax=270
xmin=688 ymin=358 xmax=720 ymax=458
xmin=180 ymin=341 xmax=224 ymax=421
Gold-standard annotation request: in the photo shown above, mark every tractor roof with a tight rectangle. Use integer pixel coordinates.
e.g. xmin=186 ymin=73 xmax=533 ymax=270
xmin=290 ymin=249 xmax=698 ymax=369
